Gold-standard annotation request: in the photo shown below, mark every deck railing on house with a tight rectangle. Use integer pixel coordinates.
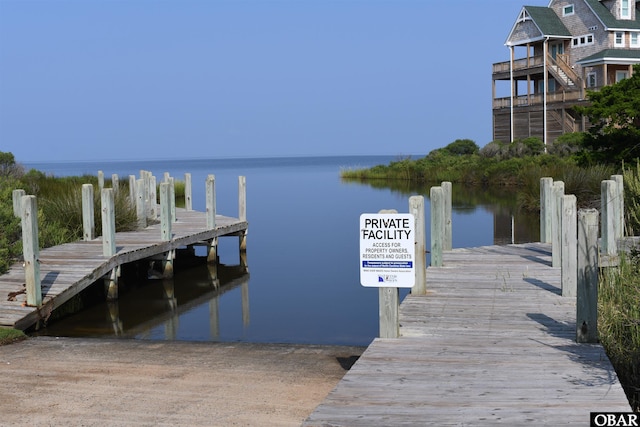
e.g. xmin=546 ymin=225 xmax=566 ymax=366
xmin=493 ymin=90 xmax=585 ymax=109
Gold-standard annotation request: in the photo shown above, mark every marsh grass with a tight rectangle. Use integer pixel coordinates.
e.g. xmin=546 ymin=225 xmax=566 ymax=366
xmin=15 ymin=171 xmax=138 ymax=249
xmin=599 ymin=251 xmax=640 ymax=411
xmin=624 ymin=160 xmax=640 ymax=236
xmin=517 ymin=163 xmax=613 ymax=211
xmin=0 ymin=327 xmax=26 ymax=346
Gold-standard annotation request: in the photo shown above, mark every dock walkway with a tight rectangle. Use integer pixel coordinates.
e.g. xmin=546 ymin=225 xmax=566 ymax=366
xmin=304 ymin=243 xmax=630 ymax=426
xmin=0 ymin=208 xmax=247 ymax=330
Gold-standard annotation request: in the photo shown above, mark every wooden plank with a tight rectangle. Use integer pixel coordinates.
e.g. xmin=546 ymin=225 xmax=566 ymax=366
xmin=303 ymin=243 xmax=630 ymax=426
xmin=0 ymin=208 xmax=248 ymax=330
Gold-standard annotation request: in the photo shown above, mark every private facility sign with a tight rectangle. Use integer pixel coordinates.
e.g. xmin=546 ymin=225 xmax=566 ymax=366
xmin=359 ymin=213 xmax=415 ymax=288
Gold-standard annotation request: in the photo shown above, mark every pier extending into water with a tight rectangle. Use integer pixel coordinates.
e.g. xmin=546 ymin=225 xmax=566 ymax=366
xmin=304 ymin=242 xmax=630 ymax=425
xmin=306 ymin=176 xmax=634 ymax=426
xmin=0 ymin=171 xmax=248 ymax=331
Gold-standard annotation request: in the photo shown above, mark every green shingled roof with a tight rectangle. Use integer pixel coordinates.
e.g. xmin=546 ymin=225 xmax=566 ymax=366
xmin=524 ymin=6 xmax=572 ymax=37
xmin=577 ymin=48 xmax=640 ymax=65
xmin=584 ymin=0 xmax=640 ymax=30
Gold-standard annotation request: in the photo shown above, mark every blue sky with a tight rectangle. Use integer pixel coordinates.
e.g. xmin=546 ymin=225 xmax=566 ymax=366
xmin=0 ymin=0 xmax=545 ymax=163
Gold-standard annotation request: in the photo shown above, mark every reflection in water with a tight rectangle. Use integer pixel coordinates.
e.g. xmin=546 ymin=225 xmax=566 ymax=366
xmin=35 ymin=260 xmax=250 ymax=341
xmin=344 ymin=178 xmax=540 ymax=245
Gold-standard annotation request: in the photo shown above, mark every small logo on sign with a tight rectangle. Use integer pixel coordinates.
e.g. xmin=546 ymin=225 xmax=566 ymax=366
xmin=378 ymin=275 xmax=398 ymax=283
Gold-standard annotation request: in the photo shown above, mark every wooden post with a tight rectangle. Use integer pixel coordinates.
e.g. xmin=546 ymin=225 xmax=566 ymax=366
xmin=101 ymin=188 xmax=116 ymax=257
xmin=98 ymin=170 xmax=104 ymax=192
xmin=128 ymin=175 xmax=136 ymax=208
xmin=160 ymin=182 xmax=172 ymax=242
xmin=82 ymin=183 xmax=95 ymax=241
xmin=206 ymin=174 xmax=216 ymax=229
xmin=160 ymin=182 xmax=174 ymax=278
xmin=379 ymin=287 xmax=399 ymax=338
xmin=21 ymin=195 xmax=42 ymax=307
xmin=430 ymin=186 xmax=444 ymax=267
xmin=238 ymin=176 xmax=247 ymax=251
xmin=561 ymin=195 xmax=577 ymax=297
xmin=601 ymin=180 xmax=617 ymax=257
xmin=149 ymin=175 xmax=157 ymax=220
xmin=540 ymin=177 xmax=553 ymax=243
xmin=552 ymin=181 xmax=565 ymax=268
xmin=577 ymin=209 xmax=599 ymax=343
xmin=185 ymin=173 xmax=193 ymax=211
xmin=611 ymin=174 xmax=624 ymax=238
xmin=165 ymin=176 xmax=176 ymax=223
xmin=136 ymin=178 xmax=147 ymax=228
xmin=409 ymin=195 xmax=427 ymax=295
xmin=111 ymin=174 xmax=119 ymax=194
xmin=12 ymin=189 xmax=25 ymax=217
xmin=442 ymin=181 xmax=452 ymax=251
xmin=205 ymin=175 xmax=217 ymax=263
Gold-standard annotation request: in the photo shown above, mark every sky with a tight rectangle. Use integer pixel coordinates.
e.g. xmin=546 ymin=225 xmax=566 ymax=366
xmin=0 ymin=0 xmax=547 ymax=163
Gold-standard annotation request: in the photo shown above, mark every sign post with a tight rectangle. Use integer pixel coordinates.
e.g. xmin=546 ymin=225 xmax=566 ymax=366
xmin=360 ymin=213 xmax=415 ymax=338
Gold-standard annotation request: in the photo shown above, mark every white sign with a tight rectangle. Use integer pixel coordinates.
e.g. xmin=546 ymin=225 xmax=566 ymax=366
xmin=359 ymin=213 xmax=415 ymax=288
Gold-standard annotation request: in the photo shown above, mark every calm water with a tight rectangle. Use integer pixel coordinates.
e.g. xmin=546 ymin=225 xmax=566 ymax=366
xmin=26 ymin=156 xmax=539 ymax=346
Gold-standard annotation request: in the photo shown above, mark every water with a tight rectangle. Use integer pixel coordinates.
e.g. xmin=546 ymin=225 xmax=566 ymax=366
xmin=25 ymin=155 xmax=539 ymax=346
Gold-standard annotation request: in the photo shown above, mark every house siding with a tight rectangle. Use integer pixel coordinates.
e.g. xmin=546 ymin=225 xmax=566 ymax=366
xmin=510 ymin=20 xmax=543 ymax=44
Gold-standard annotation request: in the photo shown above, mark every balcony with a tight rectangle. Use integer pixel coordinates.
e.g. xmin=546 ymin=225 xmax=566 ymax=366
xmin=493 ymin=90 xmax=586 ymax=109
xmin=492 ymin=55 xmax=545 ymax=75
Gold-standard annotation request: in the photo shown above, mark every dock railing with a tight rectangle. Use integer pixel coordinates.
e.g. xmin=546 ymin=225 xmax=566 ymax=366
xmin=12 ymin=170 xmax=247 ymax=308
xmin=379 ymin=176 xmax=633 ymax=344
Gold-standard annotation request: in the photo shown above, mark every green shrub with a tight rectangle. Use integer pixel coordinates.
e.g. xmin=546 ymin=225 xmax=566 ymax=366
xmin=624 ymin=160 xmax=640 ymax=236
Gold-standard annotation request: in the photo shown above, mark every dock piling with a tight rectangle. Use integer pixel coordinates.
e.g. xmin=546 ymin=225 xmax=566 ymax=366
xmin=82 ymin=184 xmax=95 ymax=241
xmin=430 ymin=186 xmax=444 ymax=267
xmin=21 ymin=195 xmax=42 ymax=307
xmin=577 ymin=209 xmax=599 ymax=343
xmin=409 ymin=195 xmax=426 ymax=295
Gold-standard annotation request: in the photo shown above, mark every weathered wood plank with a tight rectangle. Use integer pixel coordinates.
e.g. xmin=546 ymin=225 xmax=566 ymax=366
xmin=303 ymin=243 xmax=630 ymax=426
xmin=0 ymin=208 xmax=248 ymax=330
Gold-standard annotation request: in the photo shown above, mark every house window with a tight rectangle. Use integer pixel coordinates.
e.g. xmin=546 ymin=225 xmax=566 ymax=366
xmin=615 ymin=31 xmax=625 ymax=47
xmin=587 ymin=72 xmax=597 ymax=88
xmin=621 ymin=0 xmax=631 ymax=19
xmin=616 ymin=71 xmax=629 ymax=82
xmin=572 ymin=34 xmax=594 ymax=46
xmin=632 ymin=32 xmax=640 ymax=47
xmin=563 ymin=4 xmax=574 ymax=16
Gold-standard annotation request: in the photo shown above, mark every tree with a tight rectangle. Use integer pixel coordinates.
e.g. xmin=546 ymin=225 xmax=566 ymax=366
xmin=577 ymin=64 xmax=640 ymax=164
xmin=0 ymin=151 xmax=23 ymax=178
xmin=443 ymin=139 xmax=479 ymax=156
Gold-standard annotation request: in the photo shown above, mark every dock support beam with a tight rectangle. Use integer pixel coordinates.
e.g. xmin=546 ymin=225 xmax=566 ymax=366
xmin=379 ymin=287 xmax=399 ymax=338
xmin=577 ymin=209 xmax=599 ymax=343
xmin=409 ymin=195 xmax=426 ymax=295
xmin=206 ymin=175 xmax=217 ymax=263
xmin=561 ymin=195 xmax=577 ymax=297
xmin=601 ymin=180 xmax=618 ymax=257
xmin=540 ymin=177 xmax=553 ymax=243
xmin=611 ymin=174 xmax=624 ymax=238
xmin=238 ymin=176 xmax=247 ymax=251
xmin=101 ymin=188 xmax=118 ymax=300
xmin=185 ymin=173 xmax=193 ymax=211
xmin=430 ymin=186 xmax=444 ymax=267
xmin=12 ymin=189 xmax=25 ymax=217
xmin=552 ymin=181 xmax=564 ymax=268
xmin=21 ymin=195 xmax=42 ymax=307
xmin=442 ymin=181 xmax=452 ymax=251
xmin=82 ymin=184 xmax=95 ymax=241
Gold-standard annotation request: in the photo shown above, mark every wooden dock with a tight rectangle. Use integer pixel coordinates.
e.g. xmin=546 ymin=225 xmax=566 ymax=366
xmin=0 ymin=208 xmax=248 ymax=331
xmin=304 ymin=243 xmax=631 ymax=426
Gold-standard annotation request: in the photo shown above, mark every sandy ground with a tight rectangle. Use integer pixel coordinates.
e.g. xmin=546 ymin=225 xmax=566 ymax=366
xmin=0 ymin=337 xmax=364 ymax=427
